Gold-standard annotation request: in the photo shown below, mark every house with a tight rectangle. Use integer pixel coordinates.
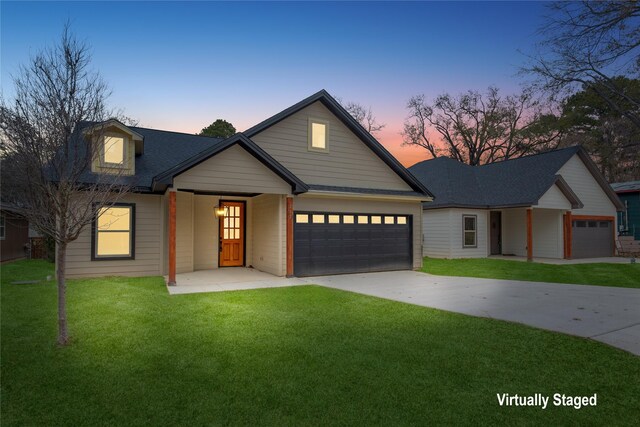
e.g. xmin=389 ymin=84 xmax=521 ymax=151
xmin=408 ymin=147 xmax=624 ymax=260
xmin=0 ymin=205 xmax=30 ymax=262
xmin=611 ymin=181 xmax=640 ymax=240
xmin=64 ymin=90 xmax=433 ymax=282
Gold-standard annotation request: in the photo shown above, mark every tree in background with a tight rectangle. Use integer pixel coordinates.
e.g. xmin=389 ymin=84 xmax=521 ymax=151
xmin=555 ymin=77 xmax=640 ymax=181
xmin=199 ymin=119 xmax=236 ymax=138
xmin=0 ymin=26 xmax=133 ymax=345
xmin=402 ymin=87 xmax=562 ymax=165
xmin=342 ymin=101 xmax=385 ymax=134
xmin=525 ymin=1 xmax=640 ymax=129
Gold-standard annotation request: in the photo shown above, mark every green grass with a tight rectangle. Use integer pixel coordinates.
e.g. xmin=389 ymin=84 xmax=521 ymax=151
xmin=2 ymin=260 xmax=639 ymax=425
xmin=422 ymin=257 xmax=640 ymax=288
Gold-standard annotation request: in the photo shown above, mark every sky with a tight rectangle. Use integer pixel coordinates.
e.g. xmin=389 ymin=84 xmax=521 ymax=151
xmin=1 ymin=1 xmax=548 ymax=166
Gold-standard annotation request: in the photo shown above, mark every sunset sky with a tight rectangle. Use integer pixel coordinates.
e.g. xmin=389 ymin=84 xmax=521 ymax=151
xmin=1 ymin=1 xmax=547 ymax=167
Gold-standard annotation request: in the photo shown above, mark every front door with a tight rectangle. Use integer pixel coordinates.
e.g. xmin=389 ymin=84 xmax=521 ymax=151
xmin=219 ymin=201 xmax=244 ymax=267
xmin=490 ymin=211 xmax=502 ymax=255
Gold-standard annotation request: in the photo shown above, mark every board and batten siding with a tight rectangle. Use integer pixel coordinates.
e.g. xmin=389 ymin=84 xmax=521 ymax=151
xmin=294 ymin=196 xmax=423 ymax=269
xmin=251 ymin=101 xmax=413 ymax=191
xmin=173 ymin=145 xmax=291 ymax=195
xmin=537 ymin=184 xmax=572 ymax=210
xmin=65 ymin=194 xmax=163 ymax=278
xmin=252 ymin=194 xmax=285 ymax=276
xmin=558 ymin=155 xmax=617 ymax=218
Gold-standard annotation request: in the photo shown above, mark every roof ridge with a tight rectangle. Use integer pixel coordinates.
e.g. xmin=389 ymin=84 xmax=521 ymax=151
xmin=480 ymin=145 xmax=580 ymax=167
xmin=131 ymin=125 xmax=225 ymax=140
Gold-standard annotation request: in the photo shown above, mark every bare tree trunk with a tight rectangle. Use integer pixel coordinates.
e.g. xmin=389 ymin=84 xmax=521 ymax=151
xmin=56 ymin=241 xmax=69 ymax=346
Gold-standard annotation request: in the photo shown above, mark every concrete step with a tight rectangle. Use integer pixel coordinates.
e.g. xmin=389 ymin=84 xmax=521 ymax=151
xmin=618 ymin=235 xmax=635 ymax=241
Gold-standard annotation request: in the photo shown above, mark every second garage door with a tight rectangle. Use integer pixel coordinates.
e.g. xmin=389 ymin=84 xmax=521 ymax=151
xmin=294 ymin=212 xmax=412 ymax=277
xmin=572 ymin=219 xmax=613 ymax=258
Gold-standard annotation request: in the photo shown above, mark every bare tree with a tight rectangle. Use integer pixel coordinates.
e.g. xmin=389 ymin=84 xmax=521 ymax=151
xmin=0 ymin=26 xmax=133 ymax=345
xmin=402 ymin=87 xmax=562 ymax=165
xmin=525 ymin=1 xmax=640 ymax=128
xmin=340 ymin=100 xmax=386 ymax=134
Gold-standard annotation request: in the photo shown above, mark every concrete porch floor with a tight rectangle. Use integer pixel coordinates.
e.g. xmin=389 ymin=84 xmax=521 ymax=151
xmin=488 ymin=255 xmax=636 ymax=264
xmin=166 ymin=268 xmax=307 ymax=295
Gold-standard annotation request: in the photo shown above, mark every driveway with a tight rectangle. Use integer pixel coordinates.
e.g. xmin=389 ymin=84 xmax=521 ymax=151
xmin=308 ymin=271 xmax=640 ymax=356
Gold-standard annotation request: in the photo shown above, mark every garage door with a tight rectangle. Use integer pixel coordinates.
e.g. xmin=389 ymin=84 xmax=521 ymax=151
xmin=294 ymin=212 xmax=412 ymax=277
xmin=572 ymin=219 xmax=613 ymax=258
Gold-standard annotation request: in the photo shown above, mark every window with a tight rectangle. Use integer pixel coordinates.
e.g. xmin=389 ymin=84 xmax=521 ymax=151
xmin=312 ymin=214 xmax=325 ymax=224
xmin=358 ymin=215 xmax=369 ymax=224
xmin=308 ymin=118 xmax=329 ymax=152
xmin=371 ymin=216 xmax=382 ymax=224
xmin=462 ymin=215 xmax=477 ymax=248
xmin=328 ymin=215 xmax=340 ymax=224
xmin=343 ymin=215 xmax=354 ymax=224
xmin=103 ymin=136 xmax=125 ymax=165
xmin=397 ymin=216 xmax=407 ymax=225
xmin=296 ymin=214 xmax=309 ymax=223
xmin=384 ymin=216 xmax=395 ymax=224
xmin=0 ymin=214 xmax=5 ymax=240
xmin=92 ymin=204 xmax=135 ymax=260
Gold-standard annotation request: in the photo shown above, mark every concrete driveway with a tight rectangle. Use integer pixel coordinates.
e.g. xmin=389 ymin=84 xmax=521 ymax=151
xmin=308 ymin=271 xmax=640 ymax=356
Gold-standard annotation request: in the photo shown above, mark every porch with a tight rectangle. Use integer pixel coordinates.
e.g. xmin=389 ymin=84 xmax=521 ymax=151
xmin=166 ymin=267 xmax=306 ymax=295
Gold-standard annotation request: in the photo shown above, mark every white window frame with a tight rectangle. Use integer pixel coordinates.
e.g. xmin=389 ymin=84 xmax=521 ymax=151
xmin=462 ymin=214 xmax=477 ymax=248
xmin=0 ymin=214 xmax=5 ymax=240
xmin=308 ymin=118 xmax=330 ymax=153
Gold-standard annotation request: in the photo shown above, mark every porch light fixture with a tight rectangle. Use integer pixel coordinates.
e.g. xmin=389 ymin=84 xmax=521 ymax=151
xmin=214 ymin=205 xmax=227 ymax=217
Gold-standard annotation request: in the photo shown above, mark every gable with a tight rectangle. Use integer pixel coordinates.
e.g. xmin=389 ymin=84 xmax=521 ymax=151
xmin=250 ymin=101 xmax=413 ymax=191
xmin=557 ymin=154 xmax=618 ymax=215
xmin=536 ymin=183 xmax=572 ymax=210
xmin=173 ymin=144 xmax=292 ymax=195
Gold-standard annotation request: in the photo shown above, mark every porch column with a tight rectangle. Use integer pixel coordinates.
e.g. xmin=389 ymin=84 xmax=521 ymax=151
xmin=286 ymin=196 xmax=294 ymax=277
xmin=526 ymin=208 xmax=533 ymax=261
xmin=564 ymin=211 xmax=572 ymax=259
xmin=168 ymin=191 xmax=177 ymax=285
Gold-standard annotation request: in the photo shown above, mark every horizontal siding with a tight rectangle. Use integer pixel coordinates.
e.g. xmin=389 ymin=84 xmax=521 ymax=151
xmin=294 ymin=196 xmax=422 ymax=269
xmin=449 ymin=209 xmax=489 ymax=258
xmin=174 ymin=145 xmax=291 ymax=194
xmin=422 ymin=210 xmax=451 ymax=258
xmin=532 ymin=209 xmax=563 ymax=258
xmin=537 ymin=184 xmax=571 ymax=210
xmin=251 ymin=101 xmax=413 ymax=191
xmin=176 ymin=191 xmax=193 ymax=274
xmin=559 ymin=155 xmax=617 ymax=217
xmin=252 ymin=194 xmax=283 ymax=276
xmin=502 ymin=208 xmax=527 ymax=257
xmin=65 ymin=194 xmax=163 ymax=278
xmin=193 ymin=195 xmax=219 ymax=270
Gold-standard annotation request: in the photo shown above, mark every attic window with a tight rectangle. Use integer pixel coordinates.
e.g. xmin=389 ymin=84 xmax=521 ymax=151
xmin=308 ymin=118 xmax=329 ymax=152
xmin=103 ymin=136 xmax=125 ymax=165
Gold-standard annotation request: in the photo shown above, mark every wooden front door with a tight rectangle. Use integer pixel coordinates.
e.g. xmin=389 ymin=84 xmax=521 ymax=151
xmin=219 ymin=201 xmax=244 ymax=267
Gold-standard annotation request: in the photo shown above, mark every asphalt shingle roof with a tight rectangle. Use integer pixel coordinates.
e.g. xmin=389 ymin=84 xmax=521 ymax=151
xmin=408 ymin=146 xmax=581 ymax=208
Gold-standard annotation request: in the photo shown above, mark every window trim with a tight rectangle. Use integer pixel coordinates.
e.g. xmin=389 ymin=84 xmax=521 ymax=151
xmin=308 ymin=118 xmax=330 ymax=153
xmin=0 ymin=213 xmax=5 ymax=240
xmin=91 ymin=203 xmax=136 ymax=261
xmin=99 ymin=133 xmax=130 ymax=169
xmin=462 ymin=214 xmax=477 ymax=248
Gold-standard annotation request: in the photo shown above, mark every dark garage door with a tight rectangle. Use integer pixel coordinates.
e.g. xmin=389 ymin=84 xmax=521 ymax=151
xmin=572 ymin=219 xmax=613 ymax=258
xmin=294 ymin=212 xmax=412 ymax=277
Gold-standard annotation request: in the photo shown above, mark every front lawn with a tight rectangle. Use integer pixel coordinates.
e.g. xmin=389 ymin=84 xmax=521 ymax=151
xmin=423 ymin=257 xmax=640 ymax=288
xmin=2 ymin=260 xmax=639 ymax=425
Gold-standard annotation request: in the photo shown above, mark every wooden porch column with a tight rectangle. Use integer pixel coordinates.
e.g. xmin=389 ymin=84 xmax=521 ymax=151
xmin=286 ymin=196 xmax=294 ymax=277
xmin=564 ymin=211 xmax=572 ymax=259
xmin=526 ymin=208 xmax=533 ymax=261
xmin=168 ymin=191 xmax=177 ymax=286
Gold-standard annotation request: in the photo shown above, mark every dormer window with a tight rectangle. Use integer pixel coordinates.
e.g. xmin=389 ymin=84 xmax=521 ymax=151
xmin=103 ymin=136 xmax=125 ymax=165
xmin=308 ymin=118 xmax=329 ymax=152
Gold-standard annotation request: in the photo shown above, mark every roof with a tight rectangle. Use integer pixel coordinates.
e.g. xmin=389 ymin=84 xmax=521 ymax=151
xmin=244 ymin=89 xmax=433 ymax=198
xmin=74 ymin=122 xmax=225 ymax=192
xmin=611 ymin=181 xmax=640 ymax=193
xmin=408 ymin=146 xmax=623 ymax=210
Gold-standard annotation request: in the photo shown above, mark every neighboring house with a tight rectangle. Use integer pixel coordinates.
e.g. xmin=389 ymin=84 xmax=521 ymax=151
xmin=0 ymin=206 xmax=29 ymax=262
xmin=408 ymin=147 xmax=624 ymax=260
xmin=611 ymin=181 xmax=640 ymax=240
xmin=65 ymin=90 xmax=433 ymax=281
